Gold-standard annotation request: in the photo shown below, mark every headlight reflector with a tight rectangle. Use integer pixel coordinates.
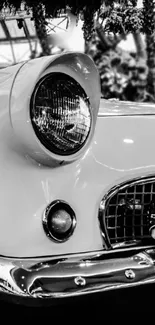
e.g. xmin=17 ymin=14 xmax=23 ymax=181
xmin=30 ymin=73 xmax=91 ymax=156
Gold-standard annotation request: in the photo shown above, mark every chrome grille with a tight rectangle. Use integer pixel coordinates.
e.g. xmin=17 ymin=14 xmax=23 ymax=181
xmin=99 ymin=176 xmax=155 ymax=248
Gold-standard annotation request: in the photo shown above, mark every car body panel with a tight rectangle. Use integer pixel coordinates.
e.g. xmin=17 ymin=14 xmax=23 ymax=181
xmin=1 ymin=52 xmax=155 ymax=304
xmin=99 ymin=98 xmax=155 ymax=116
xmin=0 ymin=109 xmax=155 ymax=256
xmin=0 ymin=53 xmax=155 ymax=258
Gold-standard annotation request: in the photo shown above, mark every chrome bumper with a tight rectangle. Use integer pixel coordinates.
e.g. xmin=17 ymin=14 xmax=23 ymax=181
xmin=1 ymin=247 xmax=155 ymax=305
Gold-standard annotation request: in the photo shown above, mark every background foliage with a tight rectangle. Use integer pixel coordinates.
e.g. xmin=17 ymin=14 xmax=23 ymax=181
xmin=0 ymin=0 xmax=155 ymax=102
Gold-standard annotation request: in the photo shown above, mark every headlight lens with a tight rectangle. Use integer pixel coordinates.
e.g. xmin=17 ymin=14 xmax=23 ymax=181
xmin=30 ymin=73 xmax=91 ymax=156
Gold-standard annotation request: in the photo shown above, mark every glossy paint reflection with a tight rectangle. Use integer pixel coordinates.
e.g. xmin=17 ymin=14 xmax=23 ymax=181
xmin=99 ymin=98 xmax=155 ymax=116
xmin=1 ymin=59 xmax=155 ymax=257
xmin=1 ymin=112 xmax=155 ymax=256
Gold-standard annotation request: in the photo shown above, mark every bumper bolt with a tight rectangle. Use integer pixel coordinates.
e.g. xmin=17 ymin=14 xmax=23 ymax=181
xmin=74 ymin=276 xmax=86 ymax=287
xmin=125 ymin=269 xmax=135 ymax=280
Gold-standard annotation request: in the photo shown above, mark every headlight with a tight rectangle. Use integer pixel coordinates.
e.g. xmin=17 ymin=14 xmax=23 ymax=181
xmin=30 ymin=73 xmax=92 ymax=156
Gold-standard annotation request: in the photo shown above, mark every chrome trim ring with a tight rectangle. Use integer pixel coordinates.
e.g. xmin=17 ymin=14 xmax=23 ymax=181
xmin=42 ymin=200 xmax=77 ymax=243
xmin=99 ymin=175 xmax=155 ymax=250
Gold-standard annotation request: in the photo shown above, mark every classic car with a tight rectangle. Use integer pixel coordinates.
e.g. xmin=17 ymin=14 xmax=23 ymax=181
xmin=1 ymin=51 xmax=155 ymax=305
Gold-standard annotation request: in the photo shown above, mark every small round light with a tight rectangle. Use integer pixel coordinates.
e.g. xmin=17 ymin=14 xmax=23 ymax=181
xmin=50 ymin=209 xmax=73 ymax=234
xmin=30 ymin=73 xmax=91 ymax=156
xmin=43 ymin=200 xmax=76 ymax=242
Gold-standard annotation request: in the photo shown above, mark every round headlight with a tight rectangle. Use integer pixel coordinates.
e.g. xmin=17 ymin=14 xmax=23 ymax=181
xmin=43 ymin=200 xmax=76 ymax=242
xmin=30 ymin=73 xmax=91 ymax=156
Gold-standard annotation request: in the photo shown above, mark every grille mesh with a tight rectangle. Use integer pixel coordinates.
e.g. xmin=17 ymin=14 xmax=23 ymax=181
xmin=103 ymin=178 xmax=155 ymax=247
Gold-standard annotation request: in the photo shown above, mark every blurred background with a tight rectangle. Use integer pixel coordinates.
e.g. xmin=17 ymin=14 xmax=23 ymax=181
xmin=0 ymin=0 xmax=154 ymax=103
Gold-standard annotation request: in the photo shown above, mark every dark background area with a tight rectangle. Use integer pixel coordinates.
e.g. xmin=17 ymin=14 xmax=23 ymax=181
xmin=1 ymin=284 xmax=154 ymax=320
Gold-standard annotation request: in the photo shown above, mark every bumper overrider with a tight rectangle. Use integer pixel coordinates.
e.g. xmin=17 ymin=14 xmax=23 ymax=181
xmin=1 ymin=247 xmax=155 ymax=305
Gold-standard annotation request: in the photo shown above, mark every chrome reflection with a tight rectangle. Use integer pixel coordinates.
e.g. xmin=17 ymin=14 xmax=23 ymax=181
xmin=99 ymin=175 xmax=155 ymax=249
xmin=1 ymin=247 xmax=155 ymax=304
xmin=30 ymin=72 xmax=92 ymax=156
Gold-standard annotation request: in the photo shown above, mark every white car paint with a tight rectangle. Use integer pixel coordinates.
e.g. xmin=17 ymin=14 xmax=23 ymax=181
xmin=0 ymin=52 xmax=155 ymax=258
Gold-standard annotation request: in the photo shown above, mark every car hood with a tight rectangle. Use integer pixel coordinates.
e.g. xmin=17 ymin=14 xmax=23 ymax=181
xmin=99 ymin=98 xmax=155 ymax=116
